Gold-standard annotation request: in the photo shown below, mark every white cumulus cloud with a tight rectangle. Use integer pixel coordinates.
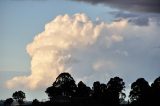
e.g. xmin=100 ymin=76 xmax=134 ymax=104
xmin=6 ymin=13 xmax=109 ymax=90
xmin=6 ymin=13 xmax=160 ymax=90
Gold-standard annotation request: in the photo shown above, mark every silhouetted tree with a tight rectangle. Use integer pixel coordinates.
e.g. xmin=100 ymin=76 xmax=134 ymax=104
xmin=45 ymin=72 xmax=77 ymax=101
xmin=4 ymin=98 xmax=13 ymax=106
xmin=91 ymin=82 xmax=109 ymax=104
xmin=99 ymin=83 xmax=107 ymax=104
xmin=46 ymin=86 xmax=61 ymax=100
xmin=76 ymin=81 xmax=91 ymax=97
xmin=129 ymin=78 xmax=150 ymax=105
xmin=12 ymin=91 xmax=25 ymax=105
xmin=100 ymin=83 xmax=107 ymax=95
xmin=92 ymin=81 xmax=101 ymax=100
xmin=32 ymin=99 xmax=40 ymax=105
xmin=106 ymin=77 xmax=125 ymax=105
xmin=151 ymin=76 xmax=160 ymax=105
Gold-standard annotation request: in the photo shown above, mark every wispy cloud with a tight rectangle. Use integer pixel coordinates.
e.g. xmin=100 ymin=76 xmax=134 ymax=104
xmin=110 ymin=11 xmax=160 ymax=26
xmin=93 ymin=60 xmax=116 ymax=71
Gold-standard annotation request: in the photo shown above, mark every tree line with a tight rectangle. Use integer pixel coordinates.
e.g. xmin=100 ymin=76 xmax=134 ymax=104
xmin=4 ymin=72 xmax=160 ymax=106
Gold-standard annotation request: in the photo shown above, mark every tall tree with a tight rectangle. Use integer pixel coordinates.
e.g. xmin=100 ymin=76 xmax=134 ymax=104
xmin=76 ymin=81 xmax=91 ymax=97
xmin=12 ymin=91 xmax=25 ymax=105
xmin=45 ymin=72 xmax=77 ymax=100
xmin=100 ymin=84 xmax=107 ymax=96
xmin=129 ymin=78 xmax=150 ymax=105
xmin=106 ymin=77 xmax=125 ymax=105
xmin=92 ymin=81 xmax=101 ymax=99
xmin=99 ymin=83 xmax=107 ymax=104
xmin=151 ymin=76 xmax=160 ymax=105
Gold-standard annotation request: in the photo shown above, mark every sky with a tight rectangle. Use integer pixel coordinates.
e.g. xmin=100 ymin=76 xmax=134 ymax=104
xmin=0 ymin=0 xmax=160 ymax=101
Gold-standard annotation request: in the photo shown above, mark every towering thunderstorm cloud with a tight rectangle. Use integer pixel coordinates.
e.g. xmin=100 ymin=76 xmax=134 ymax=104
xmin=5 ymin=13 xmax=128 ymax=89
xmin=6 ymin=13 xmax=160 ymax=90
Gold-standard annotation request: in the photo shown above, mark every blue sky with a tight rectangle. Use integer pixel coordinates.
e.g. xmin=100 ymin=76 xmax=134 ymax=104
xmin=0 ymin=0 xmax=115 ymax=100
xmin=0 ymin=0 xmax=160 ymax=101
xmin=0 ymin=0 xmax=114 ymax=71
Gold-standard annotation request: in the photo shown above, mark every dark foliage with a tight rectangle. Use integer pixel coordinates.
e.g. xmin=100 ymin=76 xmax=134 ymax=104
xmin=32 ymin=99 xmax=40 ymax=106
xmin=4 ymin=98 xmax=13 ymax=106
xmin=92 ymin=81 xmax=101 ymax=99
xmin=12 ymin=90 xmax=25 ymax=105
xmin=151 ymin=76 xmax=160 ymax=105
xmin=105 ymin=77 xmax=125 ymax=105
xmin=129 ymin=78 xmax=151 ymax=105
xmin=45 ymin=73 xmax=77 ymax=101
xmin=76 ymin=81 xmax=91 ymax=97
xmin=4 ymin=72 xmax=160 ymax=106
xmin=45 ymin=73 xmax=126 ymax=106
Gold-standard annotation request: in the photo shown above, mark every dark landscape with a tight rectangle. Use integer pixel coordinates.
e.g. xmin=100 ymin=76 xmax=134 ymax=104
xmin=1 ymin=72 xmax=160 ymax=106
xmin=1 ymin=0 xmax=160 ymax=106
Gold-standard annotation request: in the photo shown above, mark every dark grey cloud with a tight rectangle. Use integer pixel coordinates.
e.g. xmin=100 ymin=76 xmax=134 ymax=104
xmin=110 ymin=11 xmax=160 ymax=26
xmin=75 ymin=0 xmax=160 ymax=13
